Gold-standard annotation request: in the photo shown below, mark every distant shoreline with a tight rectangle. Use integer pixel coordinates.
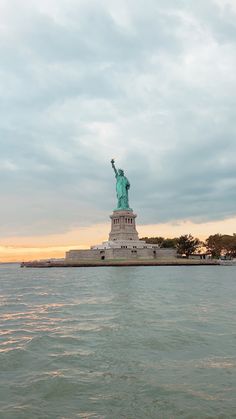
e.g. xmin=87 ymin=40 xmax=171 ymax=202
xmin=0 ymin=262 xmax=20 ymax=265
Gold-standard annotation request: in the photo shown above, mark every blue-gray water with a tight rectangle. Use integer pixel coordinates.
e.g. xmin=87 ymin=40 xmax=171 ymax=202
xmin=0 ymin=265 xmax=235 ymax=419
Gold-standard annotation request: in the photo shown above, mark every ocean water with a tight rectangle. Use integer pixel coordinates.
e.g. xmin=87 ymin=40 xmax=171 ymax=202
xmin=0 ymin=264 xmax=235 ymax=419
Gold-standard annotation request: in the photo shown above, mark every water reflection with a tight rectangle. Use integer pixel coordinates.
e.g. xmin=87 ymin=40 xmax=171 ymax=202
xmin=0 ymin=265 xmax=236 ymax=418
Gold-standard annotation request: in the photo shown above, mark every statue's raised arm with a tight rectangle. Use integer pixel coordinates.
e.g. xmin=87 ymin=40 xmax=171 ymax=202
xmin=111 ymin=159 xmax=118 ymax=176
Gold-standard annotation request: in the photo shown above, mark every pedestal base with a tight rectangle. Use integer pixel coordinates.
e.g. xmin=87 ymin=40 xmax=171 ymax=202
xmin=109 ymin=209 xmax=139 ymax=241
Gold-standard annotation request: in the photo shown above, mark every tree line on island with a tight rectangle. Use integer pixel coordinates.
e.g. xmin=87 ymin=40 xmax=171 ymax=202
xmin=140 ymin=234 xmax=236 ymax=259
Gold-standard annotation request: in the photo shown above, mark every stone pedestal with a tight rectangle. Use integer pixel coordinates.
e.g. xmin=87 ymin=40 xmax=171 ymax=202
xmin=109 ymin=210 xmax=139 ymax=241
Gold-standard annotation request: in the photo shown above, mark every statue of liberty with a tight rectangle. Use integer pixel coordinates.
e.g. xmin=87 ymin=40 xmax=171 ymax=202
xmin=111 ymin=159 xmax=131 ymax=210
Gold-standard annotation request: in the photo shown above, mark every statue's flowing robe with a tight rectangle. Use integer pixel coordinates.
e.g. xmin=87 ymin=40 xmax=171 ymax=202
xmin=116 ymin=174 xmax=130 ymax=209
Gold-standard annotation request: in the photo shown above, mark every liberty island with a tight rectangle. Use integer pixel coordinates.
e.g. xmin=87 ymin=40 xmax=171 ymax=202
xmin=21 ymin=160 xmax=219 ymax=267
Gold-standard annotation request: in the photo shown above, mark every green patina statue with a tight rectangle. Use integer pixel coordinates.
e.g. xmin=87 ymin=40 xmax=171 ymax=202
xmin=111 ymin=159 xmax=131 ymax=210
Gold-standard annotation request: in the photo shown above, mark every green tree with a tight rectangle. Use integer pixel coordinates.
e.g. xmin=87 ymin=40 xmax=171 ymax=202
xmin=221 ymin=234 xmax=236 ymax=258
xmin=176 ymin=234 xmax=201 ymax=258
xmin=161 ymin=238 xmax=178 ymax=248
xmin=140 ymin=237 xmax=165 ymax=246
xmin=140 ymin=237 xmax=178 ymax=248
xmin=205 ymin=234 xmax=223 ymax=258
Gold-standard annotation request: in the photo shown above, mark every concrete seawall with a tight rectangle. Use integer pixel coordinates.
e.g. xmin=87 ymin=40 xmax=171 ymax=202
xmin=21 ymin=259 xmax=220 ymax=268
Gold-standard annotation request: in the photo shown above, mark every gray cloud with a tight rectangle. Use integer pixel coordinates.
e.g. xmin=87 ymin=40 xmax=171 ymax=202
xmin=0 ymin=0 xmax=236 ymax=237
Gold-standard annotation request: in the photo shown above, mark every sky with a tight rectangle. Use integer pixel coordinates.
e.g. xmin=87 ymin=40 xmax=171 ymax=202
xmin=1 ymin=0 xmax=236 ymax=262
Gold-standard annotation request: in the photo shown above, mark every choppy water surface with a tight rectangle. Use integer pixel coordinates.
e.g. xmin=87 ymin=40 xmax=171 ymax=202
xmin=0 ymin=265 xmax=235 ymax=418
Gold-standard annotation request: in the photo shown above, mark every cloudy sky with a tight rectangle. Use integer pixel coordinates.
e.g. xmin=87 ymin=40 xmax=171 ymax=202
xmin=1 ymin=0 xmax=236 ymax=260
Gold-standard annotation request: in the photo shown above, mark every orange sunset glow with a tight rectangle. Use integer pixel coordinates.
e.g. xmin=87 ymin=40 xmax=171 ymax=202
xmin=1 ymin=216 xmax=236 ymax=262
